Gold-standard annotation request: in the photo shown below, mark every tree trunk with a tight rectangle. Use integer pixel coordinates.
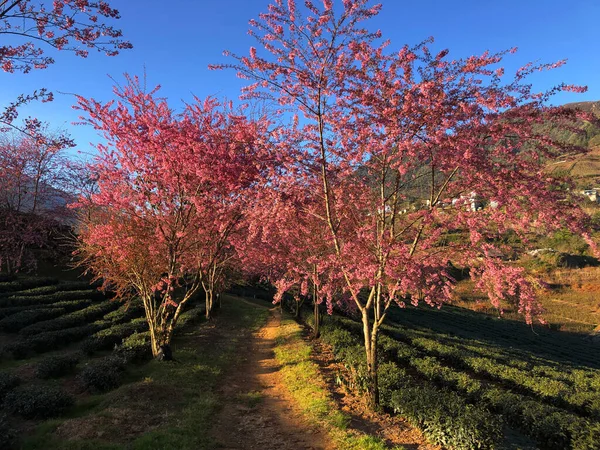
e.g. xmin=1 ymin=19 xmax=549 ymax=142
xmin=149 ymin=332 xmax=173 ymax=361
xmin=312 ymin=275 xmax=320 ymax=338
xmin=361 ymin=309 xmax=379 ymax=408
xmin=294 ymin=297 xmax=304 ymax=318
xmin=205 ymin=289 xmax=213 ymax=320
xmin=149 ymin=323 xmax=161 ymax=358
xmin=313 ymin=298 xmax=320 ymax=338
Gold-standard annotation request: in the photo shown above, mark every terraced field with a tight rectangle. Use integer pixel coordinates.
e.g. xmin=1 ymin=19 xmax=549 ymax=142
xmin=0 ymin=275 xmax=204 ymax=449
xmin=309 ymin=303 xmax=600 ymax=450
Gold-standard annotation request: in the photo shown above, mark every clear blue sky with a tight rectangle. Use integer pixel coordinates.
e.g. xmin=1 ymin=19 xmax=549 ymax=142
xmin=2 ymin=0 xmax=599 ymax=157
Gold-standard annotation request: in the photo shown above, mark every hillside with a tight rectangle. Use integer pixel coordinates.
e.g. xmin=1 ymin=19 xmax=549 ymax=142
xmin=564 ymin=100 xmax=600 ymax=116
xmin=549 ymin=145 xmax=600 ymax=188
xmin=545 ymin=100 xmax=600 ymax=188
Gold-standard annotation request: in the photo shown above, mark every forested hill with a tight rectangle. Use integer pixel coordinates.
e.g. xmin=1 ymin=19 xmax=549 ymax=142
xmin=558 ymin=100 xmax=600 ymax=149
xmin=545 ymin=100 xmax=600 ymax=188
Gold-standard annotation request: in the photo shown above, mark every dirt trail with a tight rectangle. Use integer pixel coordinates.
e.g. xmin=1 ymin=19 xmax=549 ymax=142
xmin=211 ymin=305 xmax=333 ymax=450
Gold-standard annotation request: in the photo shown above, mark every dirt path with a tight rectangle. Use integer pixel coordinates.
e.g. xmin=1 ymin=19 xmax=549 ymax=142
xmin=211 ymin=305 xmax=332 ymax=450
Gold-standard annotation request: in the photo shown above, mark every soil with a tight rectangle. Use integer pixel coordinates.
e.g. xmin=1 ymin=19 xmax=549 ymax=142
xmin=211 ymin=305 xmax=332 ymax=450
xmin=211 ymin=303 xmax=437 ymax=450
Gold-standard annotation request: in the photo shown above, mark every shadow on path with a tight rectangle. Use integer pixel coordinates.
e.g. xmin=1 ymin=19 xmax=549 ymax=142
xmin=211 ymin=304 xmax=332 ymax=450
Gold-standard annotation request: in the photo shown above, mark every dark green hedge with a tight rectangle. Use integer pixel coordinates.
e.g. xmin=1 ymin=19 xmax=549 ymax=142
xmin=0 ymin=308 xmax=67 ymax=333
xmin=35 ymin=354 xmax=80 ymax=379
xmin=114 ymin=331 xmax=152 ymax=363
xmin=0 ymin=277 xmax=58 ymax=295
xmin=1 ymin=323 xmax=103 ymax=359
xmin=313 ymin=315 xmax=503 ymax=450
xmin=82 ymin=318 xmax=148 ymax=355
xmin=4 ymin=385 xmax=73 ymax=419
xmin=0 ymin=289 xmax=103 ymax=308
xmin=0 ymin=372 xmax=20 ymax=402
xmin=78 ymin=356 xmax=126 ymax=392
xmin=19 ymin=301 xmax=119 ymax=336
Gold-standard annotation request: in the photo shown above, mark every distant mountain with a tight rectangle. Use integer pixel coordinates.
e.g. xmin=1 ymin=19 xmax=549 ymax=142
xmin=563 ymin=100 xmax=600 ymax=118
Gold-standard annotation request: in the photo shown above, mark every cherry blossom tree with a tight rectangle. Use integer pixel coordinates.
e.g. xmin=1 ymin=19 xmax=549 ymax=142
xmin=215 ymin=0 xmax=597 ymax=405
xmin=73 ymin=76 xmax=271 ymax=357
xmin=0 ymin=130 xmax=73 ymax=273
xmin=0 ymin=0 xmax=131 ymax=139
xmin=240 ymin=170 xmax=338 ymax=336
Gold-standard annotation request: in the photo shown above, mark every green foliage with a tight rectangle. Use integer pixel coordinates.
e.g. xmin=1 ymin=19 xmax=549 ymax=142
xmin=82 ymin=317 xmax=148 ymax=355
xmin=313 ymin=313 xmax=502 ymax=449
xmin=537 ymin=115 xmax=600 ymax=150
xmin=390 ymin=387 xmax=502 ymax=450
xmin=35 ymin=354 xmax=80 ymax=379
xmin=0 ymin=281 xmax=91 ymax=299
xmin=115 ymin=331 xmax=153 ymax=363
xmin=542 ymin=230 xmax=590 ymax=255
xmin=175 ymin=305 xmax=205 ymax=328
xmin=309 ymin=303 xmax=600 ymax=450
xmin=377 ymin=362 xmax=406 ymax=406
xmin=4 ymin=385 xmax=74 ymax=419
xmin=0 ymin=299 xmax=93 ymax=320
xmin=78 ymin=355 xmax=126 ymax=392
xmin=1 ymin=323 xmax=103 ymax=359
xmin=19 ymin=301 xmax=119 ymax=336
xmin=0 ymin=371 xmax=20 ymax=402
xmin=0 ymin=289 xmax=103 ymax=307
xmin=0 ymin=307 xmax=67 ymax=332
xmin=379 ymin=304 xmax=600 ymax=449
xmin=0 ymin=277 xmax=58 ymax=294
xmin=99 ymin=300 xmax=144 ymax=325
xmin=572 ymin=421 xmax=600 ymax=450
xmin=482 ymin=388 xmax=591 ymax=450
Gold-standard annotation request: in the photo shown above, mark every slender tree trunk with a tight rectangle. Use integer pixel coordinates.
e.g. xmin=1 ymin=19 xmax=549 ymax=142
xmin=361 ymin=309 xmax=379 ymax=408
xmin=5 ymin=255 xmax=12 ymax=275
xmin=149 ymin=321 xmax=161 ymax=358
xmin=294 ymin=297 xmax=304 ymax=318
xmin=205 ymin=289 xmax=213 ymax=320
xmin=312 ymin=268 xmax=320 ymax=338
xmin=149 ymin=323 xmax=173 ymax=360
xmin=313 ymin=297 xmax=320 ymax=338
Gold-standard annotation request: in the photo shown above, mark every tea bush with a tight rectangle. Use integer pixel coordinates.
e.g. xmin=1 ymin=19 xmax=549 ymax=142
xmin=4 ymin=385 xmax=73 ymax=419
xmin=35 ymin=354 xmax=80 ymax=379
xmin=115 ymin=331 xmax=152 ymax=363
xmin=390 ymin=386 xmax=502 ymax=450
xmin=78 ymin=355 xmax=126 ymax=392
xmin=0 ymin=413 xmax=16 ymax=450
xmin=0 ymin=308 xmax=67 ymax=332
xmin=0 ymin=372 xmax=20 ymax=402
xmin=19 ymin=301 xmax=119 ymax=336
xmin=1 ymin=323 xmax=103 ymax=359
xmin=82 ymin=318 xmax=148 ymax=355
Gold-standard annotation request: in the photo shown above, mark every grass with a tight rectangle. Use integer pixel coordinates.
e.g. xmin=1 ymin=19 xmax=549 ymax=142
xmin=273 ymin=315 xmax=407 ymax=450
xmin=235 ymin=390 xmax=263 ymax=408
xmin=19 ymin=296 xmax=269 ymax=450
